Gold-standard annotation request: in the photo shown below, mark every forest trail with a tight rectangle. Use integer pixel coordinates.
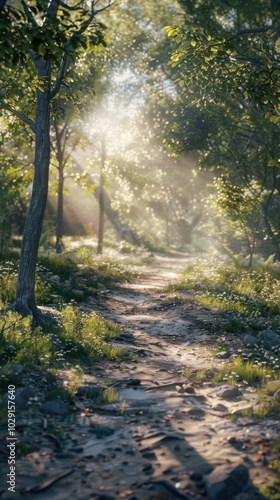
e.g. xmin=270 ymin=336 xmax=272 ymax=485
xmin=2 ymin=254 xmax=280 ymax=499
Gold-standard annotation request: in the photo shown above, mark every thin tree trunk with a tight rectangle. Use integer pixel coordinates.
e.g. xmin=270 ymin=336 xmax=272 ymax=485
xmin=97 ymin=136 xmax=105 ymax=255
xmin=72 ymin=156 xmax=139 ymax=245
xmin=94 ymin=186 xmax=139 ymax=245
xmin=55 ymin=125 xmax=64 ymax=254
xmin=0 ymin=219 xmax=5 ymax=255
xmin=263 ymin=197 xmax=280 ymax=261
xmin=12 ymin=59 xmax=52 ymax=323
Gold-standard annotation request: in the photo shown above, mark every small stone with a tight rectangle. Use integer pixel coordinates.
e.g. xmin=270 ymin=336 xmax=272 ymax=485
xmin=212 ymin=403 xmax=228 ymax=412
xmin=183 ymin=385 xmax=196 ymax=394
xmin=68 ymin=446 xmax=83 ymax=453
xmin=10 ymin=364 xmax=24 ymax=375
xmin=95 ymin=425 xmax=115 ymax=437
xmin=217 ymin=385 xmax=243 ymax=400
xmin=187 ymin=408 xmax=205 ymax=417
xmin=120 ymin=332 xmax=134 ymax=340
xmin=142 ymin=451 xmax=156 ymax=460
xmin=215 ymin=351 xmax=231 ymax=359
xmin=42 ymin=400 xmax=68 ymax=416
xmin=258 ymin=329 xmax=280 ymax=349
xmin=76 ymin=385 xmax=103 ymax=397
xmin=126 ymin=379 xmax=141 ymax=386
xmin=243 ymin=334 xmax=259 ymax=347
xmin=204 ymin=462 xmax=249 ymax=499
xmin=190 ymin=471 xmax=203 ymax=481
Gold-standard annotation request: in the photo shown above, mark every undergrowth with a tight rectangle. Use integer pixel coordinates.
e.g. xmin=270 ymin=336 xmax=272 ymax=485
xmin=0 ymin=251 xmax=135 ymax=307
xmin=0 ymin=306 xmax=129 ymax=400
xmin=174 ymin=260 xmax=280 ymax=418
xmin=169 ymin=261 xmax=280 ymax=320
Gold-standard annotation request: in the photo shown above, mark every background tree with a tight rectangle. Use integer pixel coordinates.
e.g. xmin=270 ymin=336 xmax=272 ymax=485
xmin=0 ymin=0 xmax=109 ymax=323
xmin=164 ymin=0 xmax=280 ymax=260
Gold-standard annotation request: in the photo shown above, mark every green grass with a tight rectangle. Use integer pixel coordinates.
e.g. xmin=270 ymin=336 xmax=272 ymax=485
xmin=0 ymin=251 xmax=135 ymax=308
xmin=170 ymin=260 xmax=280 ymax=419
xmin=0 ymin=306 xmax=129 ymax=398
xmin=213 ymin=356 xmax=279 ymax=386
xmin=169 ymin=261 xmax=280 ymax=321
xmin=0 ymin=249 xmax=134 ymax=430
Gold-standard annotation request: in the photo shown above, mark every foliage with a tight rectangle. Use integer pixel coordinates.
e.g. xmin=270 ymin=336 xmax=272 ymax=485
xmin=164 ymin=1 xmax=280 ymax=259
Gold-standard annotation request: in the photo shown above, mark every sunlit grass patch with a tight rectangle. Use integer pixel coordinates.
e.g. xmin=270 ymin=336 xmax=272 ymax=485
xmin=183 ymin=368 xmax=195 ymax=379
xmin=0 ymin=306 xmax=128 ymax=397
xmin=213 ymin=356 xmax=279 ymax=386
xmin=170 ymin=261 xmax=280 ymax=324
xmin=0 ymin=251 xmax=135 ymax=309
xmin=56 ymin=305 xmax=128 ymax=361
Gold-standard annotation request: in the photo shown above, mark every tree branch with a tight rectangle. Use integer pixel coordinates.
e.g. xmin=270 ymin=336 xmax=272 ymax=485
xmin=227 ymin=25 xmax=280 ymax=42
xmin=94 ymin=0 xmax=116 ymax=15
xmin=21 ymin=0 xmax=38 ymax=27
xmin=50 ymin=0 xmax=113 ymax=101
xmin=50 ymin=55 xmax=68 ymax=99
xmin=2 ymin=103 xmax=36 ymax=133
xmin=59 ymin=0 xmax=85 ymax=11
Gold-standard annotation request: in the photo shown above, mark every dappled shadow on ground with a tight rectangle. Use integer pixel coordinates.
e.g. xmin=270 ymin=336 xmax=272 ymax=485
xmin=0 ymin=254 xmax=278 ymax=499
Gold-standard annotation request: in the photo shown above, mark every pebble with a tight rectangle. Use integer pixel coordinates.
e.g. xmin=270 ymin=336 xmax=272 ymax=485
xmin=216 ymin=385 xmax=243 ymax=400
xmin=183 ymin=385 xmax=196 ymax=394
xmin=126 ymin=379 xmax=141 ymax=386
xmin=187 ymin=408 xmax=205 ymax=417
xmin=258 ymin=329 xmax=280 ymax=349
xmin=215 ymin=351 xmax=231 ymax=359
xmin=212 ymin=403 xmax=228 ymax=412
xmin=94 ymin=425 xmax=115 ymax=437
xmin=10 ymin=364 xmax=24 ymax=375
xmin=76 ymin=385 xmax=103 ymax=397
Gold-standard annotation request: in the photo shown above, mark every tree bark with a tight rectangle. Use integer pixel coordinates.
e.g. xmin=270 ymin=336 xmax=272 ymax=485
xmin=97 ymin=136 xmax=105 ymax=254
xmin=55 ymin=124 xmax=64 ymax=254
xmin=72 ymin=157 xmax=139 ymax=245
xmin=12 ymin=59 xmax=52 ymax=323
xmin=94 ymin=186 xmax=139 ymax=245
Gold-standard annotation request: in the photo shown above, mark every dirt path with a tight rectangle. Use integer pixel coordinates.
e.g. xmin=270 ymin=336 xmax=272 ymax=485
xmin=2 ymin=254 xmax=280 ymax=499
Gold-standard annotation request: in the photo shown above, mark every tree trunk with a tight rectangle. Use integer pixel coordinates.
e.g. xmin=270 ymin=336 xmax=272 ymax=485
xmin=93 ymin=186 xmax=139 ymax=245
xmin=263 ymin=195 xmax=280 ymax=261
xmin=97 ymin=136 xmax=105 ymax=255
xmin=12 ymin=59 xmax=52 ymax=323
xmin=55 ymin=125 xmax=64 ymax=254
xmin=72 ymin=157 xmax=139 ymax=245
